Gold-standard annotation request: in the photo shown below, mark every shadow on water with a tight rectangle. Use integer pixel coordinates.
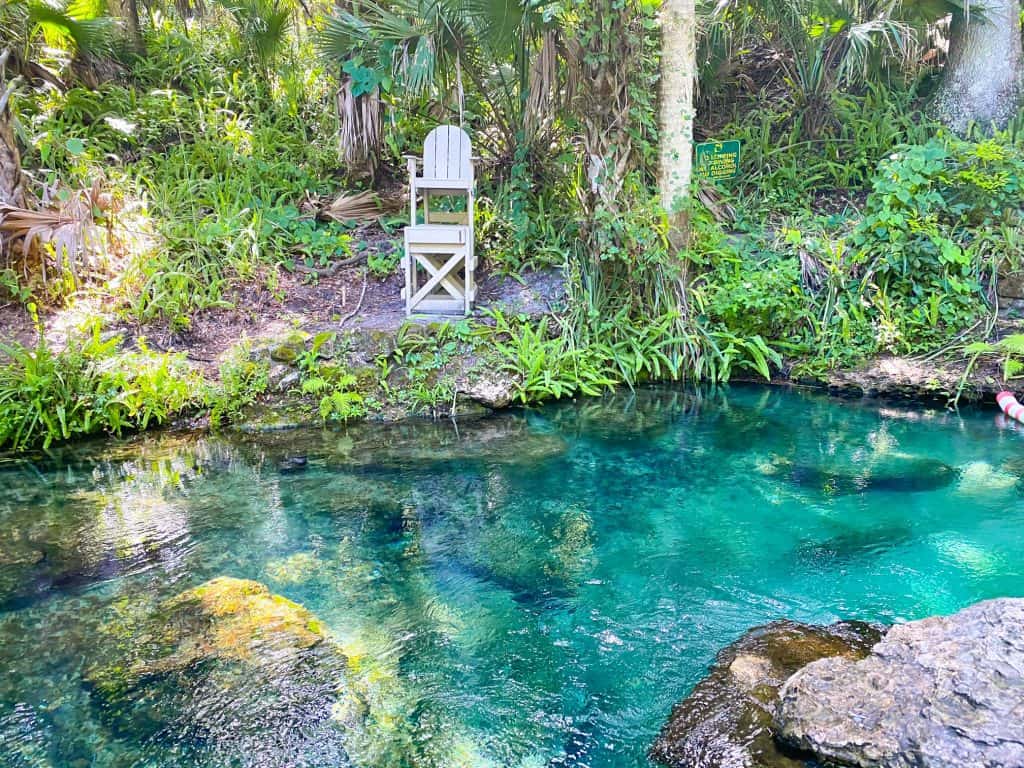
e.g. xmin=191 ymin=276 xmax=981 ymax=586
xmin=0 ymin=541 xmax=188 ymax=613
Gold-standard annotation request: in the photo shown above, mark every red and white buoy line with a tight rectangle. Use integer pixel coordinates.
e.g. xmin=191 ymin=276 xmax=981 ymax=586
xmin=996 ymin=391 xmax=1024 ymax=424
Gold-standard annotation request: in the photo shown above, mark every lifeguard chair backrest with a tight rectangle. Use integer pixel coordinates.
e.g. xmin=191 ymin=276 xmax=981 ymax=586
xmin=422 ymin=125 xmax=473 ymax=182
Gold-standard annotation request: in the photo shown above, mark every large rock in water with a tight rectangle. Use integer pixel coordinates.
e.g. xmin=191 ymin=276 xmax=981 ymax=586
xmin=88 ymin=576 xmax=329 ymax=688
xmin=776 ymin=598 xmax=1024 ymax=768
xmin=650 ymin=620 xmax=883 ymax=768
xmin=86 ymin=577 xmax=353 ymax=766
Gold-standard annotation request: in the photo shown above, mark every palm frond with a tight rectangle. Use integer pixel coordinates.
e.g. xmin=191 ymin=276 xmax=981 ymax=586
xmin=216 ymin=0 xmax=293 ymax=66
xmin=315 ymin=190 xmax=386 ymax=223
xmin=0 ymin=182 xmax=109 ymax=289
xmin=27 ymin=1 xmax=114 ymax=56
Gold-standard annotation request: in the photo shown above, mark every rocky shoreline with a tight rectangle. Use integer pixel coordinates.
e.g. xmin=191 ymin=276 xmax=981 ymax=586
xmin=226 ymin=332 xmax=1011 ymax=435
xmin=651 ymin=599 xmax=1024 ymax=768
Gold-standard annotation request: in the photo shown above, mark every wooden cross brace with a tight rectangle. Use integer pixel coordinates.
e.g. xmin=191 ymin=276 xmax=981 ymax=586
xmin=408 ymin=250 xmax=466 ymax=308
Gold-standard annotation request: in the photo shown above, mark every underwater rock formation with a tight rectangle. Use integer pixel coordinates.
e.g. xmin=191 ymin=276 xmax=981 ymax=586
xmin=84 ymin=575 xmax=493 ymax=768
xmin=86 ymin=577 xmax=332 ymax=692
xmin=955 ymin=461 xmax=1019 ymax=497
xmin=265 ymin=550 xmax=326 ymax=585
xmin=786 ymin=456 xmax=956 ymax=496
xmin=416 ymin=486 xmax=597 ymax=600
xmin=776 ymin=598 xmax=1024 ymax=768
xmin=650 ymin=620 xmax=883 ymax=768
xmin=85 ymin=577 xmax=352 ymax=765
xmin=234 ymin=414 xmax=567 ymax=468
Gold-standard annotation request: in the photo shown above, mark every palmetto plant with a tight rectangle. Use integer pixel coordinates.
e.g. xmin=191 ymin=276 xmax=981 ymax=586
xmin=1 ymin=0 xmax=112 ymax=261
xmin=1 ymin=0 xmax=114 ymax=71
xmin=699 ymin=0 xmax=949 ymax=136
xmin=218 ymin=0 xmax=294 ymax=70
xmin=317 ymin=0 xmax=564 ymax=166
xmin=0 ymin=181 xmax=110 ymax=292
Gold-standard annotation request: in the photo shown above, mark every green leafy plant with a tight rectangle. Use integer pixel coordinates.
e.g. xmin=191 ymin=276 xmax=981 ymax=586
xmin=963 ymin=335 xmax=1024 ymax=383
xmin=367 ymin=246 xmax=400 ymax=279
xmin=208 ymin=341 xmax=270 ymax=427
xmin=293 ymin=331 xmax=366 ymax=421
xmin=0 ymin=315 xmax=203 ymax=450
xmin=489 ymin=311 xmax=618 ymax=404
xmin=849 ymin=136 xmax=1024 ymax=348
xmin=0 ymin=269 xmax=33 ymax=305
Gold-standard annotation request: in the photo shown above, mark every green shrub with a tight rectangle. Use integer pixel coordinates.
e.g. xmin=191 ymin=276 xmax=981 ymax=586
xmin=850 ymin=136 xmax=1024 ymax=346
xmin=701 ymin=254 xmax=811 ymax=343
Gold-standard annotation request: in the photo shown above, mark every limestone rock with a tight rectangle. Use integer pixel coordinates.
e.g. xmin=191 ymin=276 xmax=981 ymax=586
xmin=269 ymin=331 xmax=309 ymax=364
xmin=650 ymin=620 xmax=883 ymax=768
xmin=776 ymin=598 xmax=1024 ymax=768
xmin=998 ymin=269 xmax=1024 ymax=301
xmin=459 ymin=369 xmax=517 ymax=409
xmin=87 ymin=577 xmax=328 ymax=695
xmin=85 ymin=577 xmax=351 ymax=764
xmin=266 ymin=551 xmax=324 ymax=585
xmin=826 ymin=355 xmax=1003 ymax=402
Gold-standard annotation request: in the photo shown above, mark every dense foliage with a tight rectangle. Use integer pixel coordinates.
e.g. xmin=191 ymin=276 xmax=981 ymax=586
xmin=1 ymin=0 xmax=1023 ymax=449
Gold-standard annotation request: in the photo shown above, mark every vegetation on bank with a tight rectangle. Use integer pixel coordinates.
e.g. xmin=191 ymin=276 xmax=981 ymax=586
xmin=2 ymin=0 xmax=1024 ymax=450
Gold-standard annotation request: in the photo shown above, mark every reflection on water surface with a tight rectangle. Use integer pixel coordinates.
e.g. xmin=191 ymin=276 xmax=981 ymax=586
xmin=1 ymin=386 xmax=1023 ymax=767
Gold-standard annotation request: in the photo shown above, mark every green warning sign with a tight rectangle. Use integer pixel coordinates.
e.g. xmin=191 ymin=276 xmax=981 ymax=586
xmin=695 ymin=140 xmax=741 ymax=180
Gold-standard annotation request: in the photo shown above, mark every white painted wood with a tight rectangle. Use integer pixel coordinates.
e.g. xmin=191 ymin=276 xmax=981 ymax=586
xmin=426 ymin=211 xmax=468 ymax=225
xmin=414 ymin=298 xmax=465 ymax=313
xmin=422 ymin=125 xmax=472 ymax=183
xmin=404 ymin=125 xmax=476 ymax=316
xmin=408 ymin=250 xmax=465 ymax=309
xmin=406 ymin=224 xmax=467 ymax=245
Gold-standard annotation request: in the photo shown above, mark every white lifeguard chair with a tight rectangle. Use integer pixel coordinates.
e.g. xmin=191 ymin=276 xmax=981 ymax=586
xmin=402 ymin=126 xmax=476 ymax=316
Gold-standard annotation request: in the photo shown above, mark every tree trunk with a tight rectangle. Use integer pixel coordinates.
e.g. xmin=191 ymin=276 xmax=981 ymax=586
xmin=0 ymin=51 xmax=23 ymax=207
xmin=658 ymin=0 xmax=696 ymax=238
xmin=932 ymin=0 xmax=1023 ymax=133
xmin=125 ymin=0 xmax=146 ymax=55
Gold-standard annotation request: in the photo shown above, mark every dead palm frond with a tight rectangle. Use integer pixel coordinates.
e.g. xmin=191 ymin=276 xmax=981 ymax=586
xmin=0 ymin=182 xmax=109 ymax=288
xmin=696 ymin=183 xmax=736 ymax=223
xmin=523 ymin=27 xmax=561 ymax=139
xmin=315 ymin=190 xmax=385 ymax=223
xmin=336 ymin=79 xmax=382 ymax=172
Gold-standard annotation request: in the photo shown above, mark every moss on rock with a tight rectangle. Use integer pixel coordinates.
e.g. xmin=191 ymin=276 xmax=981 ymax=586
xmin=269 ymin=331 xmax=310 ymax=365
xmin=83 ymin=578 xmax=352 ymax=762
xmin=86 ymin=577 xmax=328 ymax=698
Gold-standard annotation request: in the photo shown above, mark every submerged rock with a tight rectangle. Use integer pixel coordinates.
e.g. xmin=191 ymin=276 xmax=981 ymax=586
xmin=650 ymin=620 xmax=883 ymax=768
xmin=776 ymin=598 xmax=1024 ymax=768
xmin=795 ymin=524 xmax=914 ymax=567
xmin=416 ymin=485 xmax=597 ymax=599
xmin=266 ymin=551 xmax=325 ymax=585
xmin=85 ymin=578 xmax=351 ymax=764
xmin=955 ymin=461 xmax=1019 ymax=497
xmin=84 ymin=576 xmax=491 ymax=768
xmin=787 ymin=456 xmax=956 ymax=496
xmin=278 ymin=455 xmax=309 ymax=474
xmin=86 ymin=577 xmax=332 ymax=696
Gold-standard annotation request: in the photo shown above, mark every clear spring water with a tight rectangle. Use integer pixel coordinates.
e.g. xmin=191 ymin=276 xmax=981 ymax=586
xmin=2 ymin=385 xmax=1024 ymax=768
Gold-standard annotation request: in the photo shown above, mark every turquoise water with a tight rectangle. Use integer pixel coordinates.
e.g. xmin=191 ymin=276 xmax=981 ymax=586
xmin=2 ymin=385 xmax=1024 ymax=768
